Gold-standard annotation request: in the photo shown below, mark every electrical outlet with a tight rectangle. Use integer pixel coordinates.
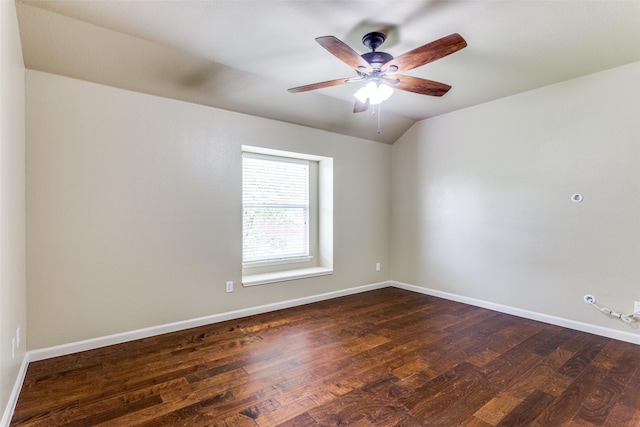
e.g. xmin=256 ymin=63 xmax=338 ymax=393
xmin=375 ymin=262 xmax=381 ymax=272
xmin=634 ymin=301 xmax=640 ymax=313
xmin=226 ymin=281 xmax=234 ymax=293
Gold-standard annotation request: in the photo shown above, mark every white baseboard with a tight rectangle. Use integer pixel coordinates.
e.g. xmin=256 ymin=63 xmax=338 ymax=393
xmin=25 ymin=279 xmax=640 ymax=362
xmin=1 ymin=352 xmax=30 ymax=427
xmin=29 ymin=280 xmax=392 ymax=362
xmin=6 ymin=279 xmax=639 ymax=424
xmin=392 ymin=281 xmax=640 ymax=346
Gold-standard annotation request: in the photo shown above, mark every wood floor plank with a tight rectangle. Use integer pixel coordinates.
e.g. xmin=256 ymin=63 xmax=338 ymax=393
xmin=496 ymin=390 xmax=557 ymax=427
xmin=472 ymin=393 xmax=523 ymax=425
xmin=575 ymin=350 xmax=633 ymax=424
xmin=306 ymin=376 xmax=409 ymax=426
xmin=530 ymin=359 xmax=612 ymax=426
xmin=603 ymin=402 xmax=640 ymax=427
xmin=10 ymin=288 xmax=640 ymax=426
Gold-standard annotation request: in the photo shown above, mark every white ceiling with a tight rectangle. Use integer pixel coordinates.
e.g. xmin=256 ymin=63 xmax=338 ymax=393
xmin=15 ymin=0 xmax=640 ymax=144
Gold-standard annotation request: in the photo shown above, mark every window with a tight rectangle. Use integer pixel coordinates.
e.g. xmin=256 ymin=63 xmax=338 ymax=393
xmin=242 ymin=153 xmax=310 ymax=264
xmin=242 ymin=146 xmax=333 ymax=286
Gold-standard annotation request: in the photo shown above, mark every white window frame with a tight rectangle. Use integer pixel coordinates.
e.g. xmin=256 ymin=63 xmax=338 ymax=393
xmin=241 ymin=146 xmax=333 ymax=286
xmin=242 ymin=152 xmax=311 ymax=266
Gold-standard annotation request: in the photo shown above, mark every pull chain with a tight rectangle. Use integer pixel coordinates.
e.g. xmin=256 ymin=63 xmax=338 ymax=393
xmin=371 ymin=103 xmax=382 ymax=135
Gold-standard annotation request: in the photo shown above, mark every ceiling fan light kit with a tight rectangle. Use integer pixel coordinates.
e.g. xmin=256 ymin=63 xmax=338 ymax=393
xmin=354 ymin=81 xmax=393 ymax=105
xmin=288 ymin=30 xmax=468 ymax=119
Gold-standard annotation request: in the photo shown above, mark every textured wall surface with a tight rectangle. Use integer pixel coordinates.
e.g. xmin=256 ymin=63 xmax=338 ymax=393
xmin=392 ymin=62 xmax=640 ymax=337
xmin=26 ymin=71 xmax=391 ymax=349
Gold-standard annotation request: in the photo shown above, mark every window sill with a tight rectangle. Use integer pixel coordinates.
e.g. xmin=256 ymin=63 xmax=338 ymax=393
xmin=242 ymin=267 xmax=333 ymax=287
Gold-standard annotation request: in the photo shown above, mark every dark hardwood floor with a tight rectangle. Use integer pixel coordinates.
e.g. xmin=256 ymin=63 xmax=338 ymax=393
xmin=11 ymin=287 xmax=640 ymax=426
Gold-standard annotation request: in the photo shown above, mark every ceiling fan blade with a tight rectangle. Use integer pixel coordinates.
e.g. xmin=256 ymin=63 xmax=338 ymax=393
xmin=382 ymin=33 xmax=466 ymax=73
xmin=316 ymin=36 xmax=373 ymax=72
xmin=389 ymin=75 xmax=452 ymax=97
xmin=287 ymin=77 xmax=354 ymax=93
xmin=353 ymin=98 xmax=370 ymax=113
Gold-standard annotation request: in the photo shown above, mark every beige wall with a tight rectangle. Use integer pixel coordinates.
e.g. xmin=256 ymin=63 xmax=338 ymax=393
xmin=1 ymin=0 xmax=27 ymax=420
xmin=26 ymin=70 xmax=391 ymax=349
xmin=391 ymin=62 xmax=640 ymax=336
xmin=19 ymin=35 xmax=640 ymax=355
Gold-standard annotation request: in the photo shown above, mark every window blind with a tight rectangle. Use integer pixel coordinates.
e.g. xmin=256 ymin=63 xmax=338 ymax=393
xmin=242 ymin=153 xmax=309 ymax=264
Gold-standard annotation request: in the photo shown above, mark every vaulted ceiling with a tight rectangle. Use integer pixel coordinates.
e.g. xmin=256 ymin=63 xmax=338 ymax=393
xmin=15 ymin=0 xmax=640 ymax=144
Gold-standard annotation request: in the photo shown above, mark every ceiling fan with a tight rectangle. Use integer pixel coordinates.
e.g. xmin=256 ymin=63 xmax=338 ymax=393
xmin=288 ymin=31 xmax=467 ymax=113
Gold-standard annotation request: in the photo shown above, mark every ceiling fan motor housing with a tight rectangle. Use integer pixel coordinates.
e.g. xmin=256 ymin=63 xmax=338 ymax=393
xmin=361 ymin=51 xmax=393 ymax=70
